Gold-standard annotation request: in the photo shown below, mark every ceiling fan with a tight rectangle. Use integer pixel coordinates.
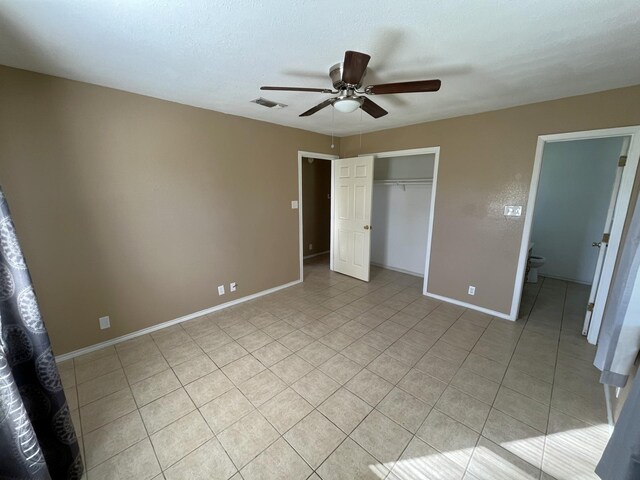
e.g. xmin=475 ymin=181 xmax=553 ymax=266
xmin=261 ymin=50 xmax=441 ymax=118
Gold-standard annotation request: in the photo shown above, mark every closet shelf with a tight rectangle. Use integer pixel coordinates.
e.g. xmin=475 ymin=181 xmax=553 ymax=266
xmin=374 ymin=178 xmax=433 ymax=189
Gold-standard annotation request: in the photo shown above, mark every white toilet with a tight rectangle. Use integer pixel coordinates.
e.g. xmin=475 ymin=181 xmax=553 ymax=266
xmin=527 ymin=255 xmax=546 ymax=283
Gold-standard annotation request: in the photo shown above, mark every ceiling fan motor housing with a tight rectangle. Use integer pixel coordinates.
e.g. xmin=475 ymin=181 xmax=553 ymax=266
xmin=330 ymin=62 xmax=366 ymax=90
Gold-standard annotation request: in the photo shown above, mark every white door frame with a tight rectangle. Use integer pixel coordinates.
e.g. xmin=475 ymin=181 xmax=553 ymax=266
xmin=359 ymin=146 xmax=441 ymax=295
xmin=298 ymin=150 xmax=339 ymax=281
xmin=513 ymin=126 xmax=640 ymax=341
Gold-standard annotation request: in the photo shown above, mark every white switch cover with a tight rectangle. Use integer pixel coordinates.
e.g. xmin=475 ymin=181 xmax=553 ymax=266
xmin=218 ymin=285 xmax=225 ymax=295
xmin=468 ymin=286 xmax=476 ymax=296
xmin=99 ymin=316 xmax=110 ymax=329
xmin=291 ymin=200 xmax=299 ymax=209
xmin=230 ymin=282 xmax=237 ymax=292
xmin=504 ymin=205 xmax=523 ymax=217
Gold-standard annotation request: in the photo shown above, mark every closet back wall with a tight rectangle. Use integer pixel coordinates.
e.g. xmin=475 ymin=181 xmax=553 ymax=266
xmin=371 ymin=154 xmax=435 ymax=276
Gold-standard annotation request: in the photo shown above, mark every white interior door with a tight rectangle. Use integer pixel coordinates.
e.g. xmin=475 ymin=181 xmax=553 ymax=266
xmin=332 ymin=155 xmax=374 ymax=281
xmin=583 ymin=137 xmax=630 ymax=337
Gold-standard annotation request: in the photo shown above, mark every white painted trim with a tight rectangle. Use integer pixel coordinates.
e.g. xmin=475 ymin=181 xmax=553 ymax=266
xmin=297 ymin=151 xmax=339 ymax=282
xmin=55 ymin=279 xmax=302 ymax=362
xmin=512 ymin=126 xmax=640 ymax=335
xmin=304 ymin=250 xmax=330 ymax=260
xmin=370 ymin=262 xmax=423 ymax=278
xmin=426 ymin=292 xmax=511 ymax=320
xmin=359 ymin=146 xmax=440 ymax=293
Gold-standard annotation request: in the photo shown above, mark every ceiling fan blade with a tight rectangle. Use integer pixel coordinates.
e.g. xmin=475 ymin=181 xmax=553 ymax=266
xmin=360 ymin=97 xmax=388 ymax=119
xmin=342 ymin=51 xmax=371 ymax=85
xmin=261 ymin=86 xmax=334 ymax=93
xmin=300 ymin=98 xmax=336 ymax=117
xmin=365 ymin=79 xmax=441 ymax=95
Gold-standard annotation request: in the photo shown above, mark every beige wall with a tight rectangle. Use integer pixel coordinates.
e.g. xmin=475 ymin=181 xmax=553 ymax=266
xmin=0 ymin=66 xmax=335 ymax=354
xmin=341 ymin=85 xmax=640 ymax=315
xmin=302 ymin=158 xmax=332 ymax=256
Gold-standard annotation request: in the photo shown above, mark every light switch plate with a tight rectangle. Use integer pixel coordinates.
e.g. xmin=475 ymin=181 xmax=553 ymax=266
xmin=504 ymin=205 xmax=522 ymax=216
xmin=218 ymin=285 xmax=225 ymax=295
xmin=291 ymin=200 xmax=299 ymax=209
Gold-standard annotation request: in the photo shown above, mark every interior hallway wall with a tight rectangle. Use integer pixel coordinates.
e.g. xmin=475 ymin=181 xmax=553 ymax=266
xmin=0 ymin=65 xmax=335 ymax=354
xmin=302 ymin=158 xmax=331 ymax=257
xmin=532 ymin=137 xmax=623 ymax=284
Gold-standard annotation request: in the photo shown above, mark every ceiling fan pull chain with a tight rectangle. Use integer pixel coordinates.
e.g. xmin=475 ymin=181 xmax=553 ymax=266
xmin=331 ymin=106 xmax=335 ymax=149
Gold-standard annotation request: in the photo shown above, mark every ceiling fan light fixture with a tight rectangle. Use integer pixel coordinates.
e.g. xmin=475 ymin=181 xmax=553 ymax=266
xmin=333 ymin=97 xmax=363 ymax=113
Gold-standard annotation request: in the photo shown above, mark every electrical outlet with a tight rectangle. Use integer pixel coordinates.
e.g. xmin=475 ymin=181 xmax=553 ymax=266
xmin=218 ymin=285 xmax=225 ymax=295
xmin=291 ymin=200 xmax=299 ymax=209
xmin=99 ymin=316 xmax=110 ymax=329
xmin=309 ymin=243 xmax=313 ymax=250
xmin=468 ymin=286 xmax=476 ymax=296
xmin=230 ymin=282 xmax=237 ymax=292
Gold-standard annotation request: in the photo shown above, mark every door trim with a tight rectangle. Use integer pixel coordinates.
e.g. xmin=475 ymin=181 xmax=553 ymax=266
xmin=359 ymin=146 xmax=440 ymax=296
xmin=298 ymin=151 xmax=339 ymax=281
xmin=513 ymin=126 xmax=640 ymax=341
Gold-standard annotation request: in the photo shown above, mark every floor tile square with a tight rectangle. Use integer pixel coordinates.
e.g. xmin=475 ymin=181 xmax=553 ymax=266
xmin=297 ymin=341 xmax=337 ymax=366
xmin=251 ymin=341 xmax=292 ymax=367
xmin=269 ymin=354 xmax=314 ymax=384
xmin=131 ymin=369 xmax=181 ymax=407
xmin=208 ymin=342 xmax=249 ymax=367
xmin=450 ymin=368 xmax=500 ymax=404
xmin=140 ymin=387 xmax=195 ymax=434
xmin=240 ymin=437 xmax=312 ymax=480
xmin=237 ymin=330 xmax=273 ymax=352
xmin=388 ymin=436 xmax=465 ymax=480
xmin=184 ymin=370 xmax=234 ymax=407
xmin=77 ymin=369 xmax=129 ymax=406
xmin=435 ymin=386 xmax=491 ymax=433
xmin=367 ymin=353 xmax=411 ymax=384
xmin=342 ymin=340 xmax=381 ymax=366
xmin=87 ymin=438 xmax=160 ymax=480
xmin=259 ymin=387 xmax=313 ymax=434
xmin=291 ymin=368 xmax=340 ymax=406
xmin=319 ymin=353 xmax=363 ymax=384
xmin=397 ymin=368 xmax=447 ymax=405
xmin=318 ymin=388 xmax=372 ymax=434
xmin=350 ymin=410 xmax=411 ymax=463
xmin=376 ymin=387 xmax=431 ymax=433
xmin=172 ymin=354 xmax=218 ymax=385
xmin=79 ymin=388 xmax=136 ymax=434
xmin=346 ymin=369 xmax=393 ymax=406
xmin=84 ymin=410 xmax=147 ymax=469
xmin=222 ymin=355 xmax=266 ymax=385
xmin=239 ymin=369 xmax=287 ymax=406
xmin=416 ymin=409 xmax=479 ymax=469
xmin=163 ymin=438 xmax=236 ymax=480
xmin=284 ymin=410 xmax=346 ymax=468
xmin=217 ymin=410 xmax=279 ymax=469
xmin=279 ymin=330 xmax=315 ymax=351
xmin=200 ymin=388 xmax=254 ymax=434
xmin=317 ymin=438 xmax=388 ymax=480
xmin=150 ymin=410 xmax=213 ymax=469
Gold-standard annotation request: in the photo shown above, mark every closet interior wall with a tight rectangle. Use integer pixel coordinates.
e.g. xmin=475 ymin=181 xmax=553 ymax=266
xmin=371 ymin=154 xmax=435 ymax=276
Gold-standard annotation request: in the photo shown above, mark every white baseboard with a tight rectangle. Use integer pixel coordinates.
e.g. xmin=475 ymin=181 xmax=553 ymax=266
xmin=55 ymin=279 xmax=302 ymax=363
xmin=424 ymin=291 xmax=513 ymax=321
xmin=303 ymin=250 xmax=330 ymax=260
xmin=370 ymin=262 xmax=424 ymax=278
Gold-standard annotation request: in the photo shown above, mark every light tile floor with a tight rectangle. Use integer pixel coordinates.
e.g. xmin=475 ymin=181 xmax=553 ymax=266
xmin=58 ymin=255 xmax=610 ymax=480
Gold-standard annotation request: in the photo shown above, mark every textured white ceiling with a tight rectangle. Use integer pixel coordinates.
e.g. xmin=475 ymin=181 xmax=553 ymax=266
xmin=1 ymin=1 xmax=639 ymax=136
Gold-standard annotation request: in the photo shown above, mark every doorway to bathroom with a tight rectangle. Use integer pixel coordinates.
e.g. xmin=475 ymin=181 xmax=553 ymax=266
xmin=516 ymin=126 xmax=640 ymax=344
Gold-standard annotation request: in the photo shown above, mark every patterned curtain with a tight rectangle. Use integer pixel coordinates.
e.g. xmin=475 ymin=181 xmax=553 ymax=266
xmin=0 ymin=188 xmax=83 ymax=479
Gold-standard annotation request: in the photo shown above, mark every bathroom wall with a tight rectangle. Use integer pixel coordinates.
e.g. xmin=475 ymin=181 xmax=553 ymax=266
xmin=302 ymin=158 xmax=332 ymax=257
xmin=371 ymin=154 xmax=435 ymax=275
xmin=531 ymin=137 xmax=624 ymax=284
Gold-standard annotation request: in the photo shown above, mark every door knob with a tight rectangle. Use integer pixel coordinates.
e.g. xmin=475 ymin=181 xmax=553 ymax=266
xmin=364 ymin=225 xmax=371 ymax=230
xmin=592 ymin=242 xmax=601 ymax=248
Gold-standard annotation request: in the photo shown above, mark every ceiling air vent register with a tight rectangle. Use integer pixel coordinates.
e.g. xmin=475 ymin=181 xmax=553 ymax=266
xmin=251 ymin=97 xmax=287 ymax=109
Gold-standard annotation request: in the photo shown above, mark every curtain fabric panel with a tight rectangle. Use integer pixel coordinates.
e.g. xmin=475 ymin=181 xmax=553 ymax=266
xmin=0 ymin=188 xmax=83 ymax=479
xmin=594 ymin=193 xmax=640 ymax=388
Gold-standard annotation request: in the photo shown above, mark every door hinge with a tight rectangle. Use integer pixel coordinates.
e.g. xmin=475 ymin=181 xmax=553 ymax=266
xmin=619 ymin=155 xmax=627 ymax=167
xmin=587 ymin=302 xmax=595 ymax=312
xmin=602 ymin=233 xmax=610 ymax=243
